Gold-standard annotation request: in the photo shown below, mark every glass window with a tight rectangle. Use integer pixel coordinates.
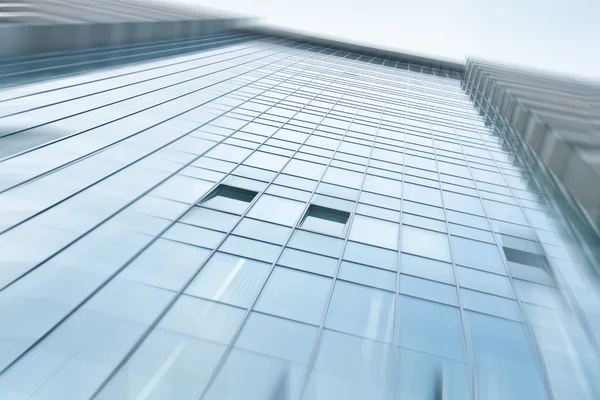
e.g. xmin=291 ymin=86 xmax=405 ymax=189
xmin=180 ymin=206 xmax=238 ymax=232
xmin=288 ymin=230 xmax=344 ymax=258
xmin=236 ymin=312 xmax=317 ymax=365
xmin=283 ymin=159 xmax=326 ymax=180
xmin=400 ymin=253 xmax=455 ymax=284
xmin=403 ymin=200 xmax=445 ymax=220
xmin=219 ymin=236 xmax=281 ymax=263
xmin=338 ymin=261 xmax=396 ymax=291
xmin=247 ymin=194 xmax=305 ymax=226
xmin=152 ymin=175 xmax=214 ymax=204
xmin=316 ymin=182 xmax=359 ymax=201
xmin=446 ymin=209 xmax=490 ymax=231
xmin=363 ymin=174 xmax=402 ymax=198
xmin=508 ymin=262 xmax=554 ymax=286
xmin=307 ymin=329 xmax=390 ymax=400
xmin=442 ymin=191 xmax=485 ymax=215
xmin=95 ymin=295 xmax=243 ymax=400
xmin=254 ymin=267 xmax=331 ymax=325
xmin=278 ymin=248 xmax=338 ymax=277
xmin=322 ymin=167 xmax=363 ymax=189
xmin=244 ymin=151 xmax=288 ymax=172
xmin=466 ymin=311 xmax=548 ymax=398
xmin=205 ymin=143 xmax=252 ymax=163
xmin=396 ymin=348 xmax=472 ymax=400
xmin=482 ymin=199 xmax=528 ymax=225
xmin=121 ymin=239 xmax=210 ymax=291
xmin=403 ymin=213 xmax=447 ymax=233
xmin=399 ymin=275 xmax=458 ymax=306
xmin=344 ymin=241 xmax=398 ymax=271
xmin=461 ymin=289 xmax=523 ymax=321
xmin=129 ymin=195 xmax=188 ymax=220
xmin=162 ymin=223 xmax=224 ymax=249
xmin=266 ymin=184 xmax=312 ymax=202
xmin=403 ymin=182 xmax=442 ymax=207
xmin=450 ymin=236 xmax=506 ymax=274
xmin=349 ymin=215 xmax=399 ymax=249
xmin=185 ymin=252 xmax=271 ymax=308
xmin=274 ymin=173 xmax=318 ymax=192
xmin=356 ymin=203 xmax=400 ymax=222
xmin=300 ymin=205 xmax=350 ymax=236
xmin=201 ymin=184 xmax=257 ymax=214
xmin=456 ymin=266 xmax=515 ymax=298
xmin=325 ymin=281 xmax=394 ymax=342
xmin=233 ymin=218 xmax=292 ymax=245
xmin=397 ymin=296 xmax=465 ymax=361
xmin=360 ymin=191 xmax=401 ymax=210
xmin=312 ymin=194 xmax=355 ymax=213
xmin=401 ymin=225 xmax=451 ymax=262
xmin=513 ymin=279 xmax=563 ymax=310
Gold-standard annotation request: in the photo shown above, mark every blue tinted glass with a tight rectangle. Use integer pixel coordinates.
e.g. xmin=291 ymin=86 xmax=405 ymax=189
xmin=325 ymin=281 xmax=394 ymax=343
xmin=306 ymin=329 xmax=390 ymax=400
xmin=186 ymin=252 xmax=271 ymax=308
xmin=255 ymin=267 xmax=331 ymax=325
xmin=344 ymin=241 xmax=398 ymax=271
xmin=450 ymin=236 xmax=506 ymax=274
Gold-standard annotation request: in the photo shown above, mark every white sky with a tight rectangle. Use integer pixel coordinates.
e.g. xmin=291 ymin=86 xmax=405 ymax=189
xmin=170 ymin=0 xmax=600 ymax=79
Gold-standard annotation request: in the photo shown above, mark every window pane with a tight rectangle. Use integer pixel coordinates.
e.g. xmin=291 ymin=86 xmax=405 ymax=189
xmin=96 ymin=296 xmax=243 ymax=400
xmin=244 ymin=151 xmax=288 ymax=172
xmin=344 ymin=241 xmax=397 ymax=271
xmin=397 ymin=296 xmax=465 ymax=361
xmin=236 ymin=312 xmax=317 ymax=364
xmin=399 ymin=275 xmax=458 ymax=306
xmin=219 ymin=236 xmax=281 ymax=263
xmin=233 ymin=218 xmax=292 ymax=245
xmin=363 ymin=175 xmax=402 ymax=198
xmin=247 ymin=194 xmax=305 ymax=226
xmin=0 ymin=279 xmax=174 ymax=400
xmin=288 ymin=230 xmax=344 ymax=258
xmin=162 ymin=223 xmax=224 ymax=249
xmin=121 ymin=239 xmax=210 ymax=291
xmin=462 ymin=289 xmax=523 ymax=321
xmin=338 ymin=261 xmax=396 ymax=292
xmin=180 ymin=207 xmax=238 ymax=232
xmin=306 ymin=329 xmax=390 ymax=400
xmin=467 ymin=311 xmax=548 ymax=399
xmin=254 ymin=267 xmax=331 ymax=325
xmin=401 ymin=225 xmax=451 ymax=262
xmin=152 ymin=175 xmax=214 ymax=204
xmin=349 ymin=215 xmax=399 ymax=250
xmin=283 ymin=159 xmax=326 ymax=180
xmin=186 ymin=253 xmax=271 ymax=308
xmin=322 ymin=167 xmax=363 ymax=189
xmin=325 ymin=281 xmax=394 ymax=342
xmin=450 ymin=236 xmax=506 ymax=274
xmin=396 ymin=348 xmax=472 ymax=400
xmin=202 ymin=185 xmax=258 ymax=214
xmin=403 ymin=182 xmax=442 ymax=207
xmin=301 ymin=205 xmax=349 ymax=236
xmin=278 ymin=248 xmax=338 ymax=277
xmin=443 ymin=191 xmax=485 ymax=215
xmin=456 ymin=266 xmax=515 ymax=298
xmin=400 ymin=253 xmax=455 ymax=284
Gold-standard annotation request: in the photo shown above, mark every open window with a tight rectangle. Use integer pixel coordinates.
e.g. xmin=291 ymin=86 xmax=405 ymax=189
xmin=201 ymin=184 xmax=258 ymax=214
xmin=300 ymin=204 xmax=350 ymax=236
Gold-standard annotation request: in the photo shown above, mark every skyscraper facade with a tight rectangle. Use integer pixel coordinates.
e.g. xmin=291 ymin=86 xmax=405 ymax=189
xmin=0 ymin=31 xmax=599 ymax=400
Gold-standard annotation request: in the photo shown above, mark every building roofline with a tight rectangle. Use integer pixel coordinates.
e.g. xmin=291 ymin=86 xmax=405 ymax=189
xmin=239 ymin=25 xmax=466 ymax=72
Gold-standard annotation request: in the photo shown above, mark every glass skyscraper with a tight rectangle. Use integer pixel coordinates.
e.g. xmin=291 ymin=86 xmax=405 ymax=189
xmin=0 ymin=31 xmax=599 ymax=400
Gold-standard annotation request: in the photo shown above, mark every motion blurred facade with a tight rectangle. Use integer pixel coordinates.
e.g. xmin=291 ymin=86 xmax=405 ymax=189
xmin=0 ymin=23 xmax=599 ymax=400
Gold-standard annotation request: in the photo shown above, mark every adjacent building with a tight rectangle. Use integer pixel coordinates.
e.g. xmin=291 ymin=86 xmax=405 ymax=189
xmin=0 ymin=23 xmax=599 ymax=400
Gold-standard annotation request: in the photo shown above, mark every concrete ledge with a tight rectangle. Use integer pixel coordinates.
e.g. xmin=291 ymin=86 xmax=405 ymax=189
xmin=0 ymin=17 xmax=250 ymax=57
